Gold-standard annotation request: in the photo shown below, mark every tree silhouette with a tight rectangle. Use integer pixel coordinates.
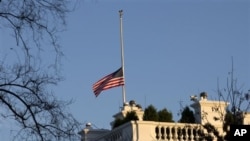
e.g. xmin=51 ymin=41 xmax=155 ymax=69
xmin=179 ymin=106 xmax=195 ymax=123
xmin=113 ymin=111 xmax=139 ymax=129
xmin=124 ymin=111 xmax=139 ymax=121
xmin=158 ymin=108 xmax=174 ymax=122
xmin=216 ymin=58 xmax=250 ymax=140
xmin=143 ymin=105 xmax=174 ymax=122
xmin=0 ymin=0 xmax=80 ymax=140
xmin=143 ymin=104 xmax=158 ymax=121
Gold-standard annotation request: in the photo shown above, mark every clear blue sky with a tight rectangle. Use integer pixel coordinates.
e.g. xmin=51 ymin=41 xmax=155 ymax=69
xmin=1 ymin=0 xmax=250 ymax=139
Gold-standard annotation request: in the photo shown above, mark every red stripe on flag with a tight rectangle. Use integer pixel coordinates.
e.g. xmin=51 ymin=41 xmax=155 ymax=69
xmin=92 ymin=67 xmax=124 ymax=97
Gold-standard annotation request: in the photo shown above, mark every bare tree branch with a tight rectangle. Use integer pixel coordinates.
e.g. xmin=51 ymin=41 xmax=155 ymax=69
xmin=0 ymin=63 xmax=80 ymax=140
xmin=0 ymin=0 xmax=81 ymax=140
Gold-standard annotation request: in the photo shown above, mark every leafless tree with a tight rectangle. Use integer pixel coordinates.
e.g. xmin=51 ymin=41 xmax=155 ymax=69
xmin=0 ymin=0 xmax=80 ymax=140
xmin=217 ymin=58 xmax=250 ymax=123
xmin=0 ymin=0 xmax=70 ymax=57
xmin=216 ymin=57 xmax=250 ymax=140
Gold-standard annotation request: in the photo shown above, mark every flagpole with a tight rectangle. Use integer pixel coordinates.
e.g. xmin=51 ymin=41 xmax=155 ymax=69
xmin=119 ymin=10 xmax=126 ymax=104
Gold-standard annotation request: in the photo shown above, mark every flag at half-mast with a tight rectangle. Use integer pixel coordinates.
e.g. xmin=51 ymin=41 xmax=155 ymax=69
xmin=93 ymin=67 xmax=124 ymax=97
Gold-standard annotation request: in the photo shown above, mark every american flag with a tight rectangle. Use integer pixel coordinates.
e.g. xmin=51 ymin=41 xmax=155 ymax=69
xmin=93 ymin=67 xmax=124 ymax=97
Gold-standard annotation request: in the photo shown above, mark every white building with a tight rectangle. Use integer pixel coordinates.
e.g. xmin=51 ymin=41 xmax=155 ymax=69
xmin=190 ymin=92 xmax=229 ymax=134
xmin=79 ymin=92 xmax=250 ymax=141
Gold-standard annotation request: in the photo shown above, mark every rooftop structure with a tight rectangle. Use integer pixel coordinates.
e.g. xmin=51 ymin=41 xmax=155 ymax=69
xmin=79 ymin=92 xmax=249 ymax=141
xmin=190 ymin=92 xmax=229 ymax=134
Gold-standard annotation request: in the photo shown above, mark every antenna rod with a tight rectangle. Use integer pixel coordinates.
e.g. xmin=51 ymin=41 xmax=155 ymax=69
xmin=119 ymin=10 xmax=126 ymax=104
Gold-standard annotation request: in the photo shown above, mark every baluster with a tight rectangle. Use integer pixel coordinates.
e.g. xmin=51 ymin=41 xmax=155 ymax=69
xmin=172 ymin=126 xmax=177 ymax=141
xmin=189 ymin=127 xmax=193 ymax=141
xmin=184 ymin=128 xmax=188 ymax=141
xmin=193 ymin=128 xmax=197 ymax=141
xmin=161 ymin=126 xmax=165 ymax=140
xmin=167 ymin=127 xmax=171 ymax=141
xmin=179 ymin=128 xmax=183 ymax=141
xmin=155 ymin=126 xmax=160 ymax=140
xmin=194 ymin=129 xmax=199 ymax=141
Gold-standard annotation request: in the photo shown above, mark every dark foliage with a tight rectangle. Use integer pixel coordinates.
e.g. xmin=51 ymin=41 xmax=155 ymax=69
xmin=179 ymin=106 xmax=195 ymax=123
xmin=143 ymin=105 xmax=174 ymax=122
xmin=143 ymin=104 xmax=158 ymax=121
xmin=158 ymin=108 xmax=174 ymax=122
xmin=113 ymin=111 xmax=139 ymax=129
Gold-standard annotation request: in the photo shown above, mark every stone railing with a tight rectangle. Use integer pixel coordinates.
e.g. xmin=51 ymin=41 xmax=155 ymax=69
xmin=154 ymin=122 xmax=217 ymax=141
xmin=93 ymin=122 xmax=133 ymax=141
xmin=87 ymin=121 xmax=217 ymax=141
